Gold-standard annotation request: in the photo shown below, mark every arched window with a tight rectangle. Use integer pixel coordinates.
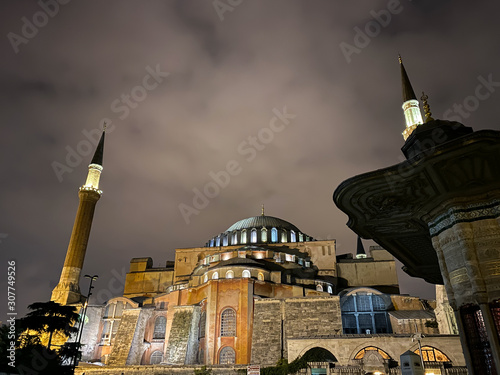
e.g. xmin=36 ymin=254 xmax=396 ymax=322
xmin=222 ymin=234 xmax=228 ymax=246
xmin=215 ymin=236 xmax=221 ymax=246
xmin=261 ymin=228 xmax=267 ymax=242
xmin=199 ymin=312 xmax=206 ymax=339
xmin=153 ymin=316 xmax=166 ymax=339
xmin=241 ymin=230 xmax=247 ymax=244
xmin=281 ymin=230 xmax=287 ymax=243
xmin=354 ymin=347 xmax=391 ymax=360
xmin=220 ymin=308 xmax=236 ymax=337
xmin=203 ymin=274 xmax=208 ymax=283
xmin=327 ymin=285 xmax=333 ymax=294
xmin=212 ymin=271 xmax=219 ymax=280
xmin=290 ymin=230 xmax=296 ymax=242
xmin=209 ymin=238 xmax=214 ymax=247
xmin=150 ymin=350 xmax=163 ymax=364
xmin=271 ymin=228 xmax=278 ymax=243
xmin=341 ymin=292 xmax=391 ymax=334
xmin=242 ymin=270 xmax=251 ymax=278
xmin=316 ymin=284 xmax=323 ymax=292
xmin=414 ymin=346 xmax=451 ymax=362
xmin=226 ymin=270 xmax=234 ymax=279
xmin=258 ymin=272 xmax=264 ymax=281
xmin=251 ymin=229 xmax=257 ymax=243
xmin=219 ymin=346 xmax=236 ymax=364
xmin=298 ymin=233 xmax=303 ymax=242
xmin=232 ymin=232 xmax=238 ymax=245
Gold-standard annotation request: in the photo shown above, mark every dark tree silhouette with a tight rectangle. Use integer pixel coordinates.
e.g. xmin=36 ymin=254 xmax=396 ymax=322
xmin=19 ymin=301 xmax=79 ymax=350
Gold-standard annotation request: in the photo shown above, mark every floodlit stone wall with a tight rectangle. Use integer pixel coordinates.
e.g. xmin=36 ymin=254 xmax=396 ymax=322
xmin=251 ymin=296 xmax=342 ymax=366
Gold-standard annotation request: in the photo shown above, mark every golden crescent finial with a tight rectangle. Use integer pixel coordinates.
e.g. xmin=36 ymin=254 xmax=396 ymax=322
xmin=421 ymin=92 xmax=435 ymax=122
xmin=261 ymin=204 xmax=265 ymax=216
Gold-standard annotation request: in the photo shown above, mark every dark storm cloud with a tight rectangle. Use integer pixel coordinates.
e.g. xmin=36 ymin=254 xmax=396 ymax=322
xmin=0 ymin=0 xmax=499 ymax=317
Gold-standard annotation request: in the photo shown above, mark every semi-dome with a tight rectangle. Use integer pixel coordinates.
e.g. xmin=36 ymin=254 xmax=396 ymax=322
xmin=205 ymin=214 xmax=314 ymax=248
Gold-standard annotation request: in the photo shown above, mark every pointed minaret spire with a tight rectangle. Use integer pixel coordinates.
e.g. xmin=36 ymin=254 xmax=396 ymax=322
xmin=399 ymin=55 xmax=424 ymax=140
xmin=90 ymin=129 xmax=105 ymax=166
xmin=355 ymin=236 xmax=367 ymax=259
xmin=51 ymin=128 xmax=106 ymax=305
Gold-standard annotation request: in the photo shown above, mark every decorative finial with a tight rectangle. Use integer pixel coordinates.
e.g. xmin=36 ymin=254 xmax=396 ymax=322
xmin=421 ymin=92 xmax=434 ymax=122
xmin=103 ymin=122 xmax=107 ymax=132
xmin=261 ymin=204 xmax=265 ymax=216
xmin=398 ymin=54 xmax=402 ymax=64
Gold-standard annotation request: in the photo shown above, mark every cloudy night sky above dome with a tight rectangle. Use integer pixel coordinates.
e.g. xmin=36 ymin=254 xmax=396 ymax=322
xmin=1 ymin=0 xmax=499 ymax=318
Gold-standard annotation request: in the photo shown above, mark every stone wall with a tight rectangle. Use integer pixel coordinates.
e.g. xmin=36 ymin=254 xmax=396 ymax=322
xmin=77 ymin=364 xmax=248 ymax=375
xmin=165 ymin=306 xmax=200 ymax=364
xmin=251 ymin=299 xmax=283 ymax=365
xmin=127 ymin=308 xmax=154 ymax=364
xmin=251 ymin=296 xmax=342 ymax=366
xmin=107 ymin=308 xmax=142 ymax=365
xmin=287 ymin=334 xmax=466 ymax=367
xmin=80 ymin=305 xmax=105 ymax=361
xmin=285 ymin=296 xmax=342 ymax=340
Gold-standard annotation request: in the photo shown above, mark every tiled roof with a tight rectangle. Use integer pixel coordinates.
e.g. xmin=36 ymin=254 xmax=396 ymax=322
xmin=388 ymin=310 xmax=435 ymax=320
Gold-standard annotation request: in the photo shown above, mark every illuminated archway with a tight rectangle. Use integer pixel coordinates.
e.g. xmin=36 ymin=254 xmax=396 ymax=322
xmin=414 ymin=346 xmax=451 ymax=362
xmin=354 ymin=346 xmax=391 ymax=360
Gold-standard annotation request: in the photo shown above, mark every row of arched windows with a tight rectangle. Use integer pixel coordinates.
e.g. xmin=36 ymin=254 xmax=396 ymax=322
xmin=203 ymin=269 xmax=265 ymax=283
xmin=207 ymin=227 xmax=312 ymax=247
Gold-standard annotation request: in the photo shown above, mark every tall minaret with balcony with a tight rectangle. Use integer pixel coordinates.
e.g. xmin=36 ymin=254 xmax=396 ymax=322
xmin=400 ymin=55 xmax=424 ymax=140
xmin=51 ymin=130 xmax=105 ymax=305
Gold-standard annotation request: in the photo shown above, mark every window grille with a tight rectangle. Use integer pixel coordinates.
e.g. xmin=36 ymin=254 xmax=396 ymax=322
xmin=153 ymin=316 xmax=166 ymax=339
xmin=220 ymin=308 xmax=236 ymax=337
xmin=150 ymin=350 xmax=163 ymax=364
xmin=219 ymin=346 xmax=236 ymax=364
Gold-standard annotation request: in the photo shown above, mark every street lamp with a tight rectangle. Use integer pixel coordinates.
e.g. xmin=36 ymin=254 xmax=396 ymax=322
xmin=411 ymin=323 xmax=425 ymax=372
xmin=72 ymin=274 xmax=98 ymax=373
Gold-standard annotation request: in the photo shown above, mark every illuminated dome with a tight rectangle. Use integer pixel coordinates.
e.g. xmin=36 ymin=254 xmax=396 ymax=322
xmin=205 ymin=214 xmax=314 ymax=247
xmin=226 ymin=215 xmax=300 ymax=232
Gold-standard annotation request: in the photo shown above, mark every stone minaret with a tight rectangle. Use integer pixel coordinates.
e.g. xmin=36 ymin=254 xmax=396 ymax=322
xmin=51 ymin=131 xmax=105 ymax=305
xmin=399 ymin=55 xmax=424 ymax=140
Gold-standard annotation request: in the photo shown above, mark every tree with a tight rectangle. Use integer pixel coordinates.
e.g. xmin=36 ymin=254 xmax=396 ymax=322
xmin=19 ymin=301 xmax=79 ymax=350
xmin=14 ymin=301 xmax=80 ymax=374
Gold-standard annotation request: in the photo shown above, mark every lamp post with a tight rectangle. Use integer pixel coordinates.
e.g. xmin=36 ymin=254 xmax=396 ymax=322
xmin=411 ymin=323 xmax=425 ymax=372
xmin=72 ymin=274 xmax=98 ymax=373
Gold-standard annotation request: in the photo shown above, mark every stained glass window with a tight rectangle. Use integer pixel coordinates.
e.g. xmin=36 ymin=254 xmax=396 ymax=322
xmin=414 ymin=346 xmax=450 ymax=362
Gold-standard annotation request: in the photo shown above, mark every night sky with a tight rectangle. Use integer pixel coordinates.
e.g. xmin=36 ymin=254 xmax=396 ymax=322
xmin=1 ymin=0 xmax=499 ymax=319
